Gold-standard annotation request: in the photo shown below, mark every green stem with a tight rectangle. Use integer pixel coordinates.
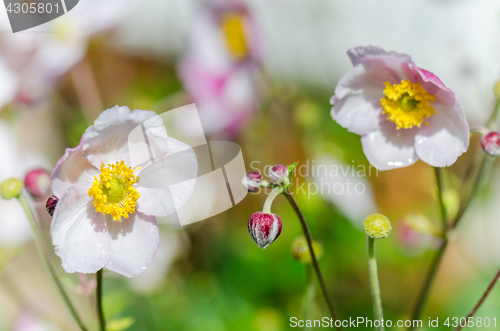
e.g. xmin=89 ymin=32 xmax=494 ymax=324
xmin=454 ymin=266 xmax=500 ymax=331
xmin=284 ymin=192 xmax=342 ymax=331
xmin=300 ymin=265 xmax=316 ymax=331
xmin=409 ymin=239 xmax=448 ymax=330
xmin=409 ymin=168 xmax=448 ymax=329
xmin=18 ymin=192 xmax=87 ymax=331
xmin=96 ymin=269 xmax=106 ymax=331
xmin=434 ymin=167 xmax=448 ymax=230
xmin=367 ymin=237 xmax=384 ymax=331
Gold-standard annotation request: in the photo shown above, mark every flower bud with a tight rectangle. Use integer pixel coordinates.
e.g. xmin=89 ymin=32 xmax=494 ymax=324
xmin=481 ymin=131 xmax=500 ymax=156
xmin=242 ymin=171 xmax=262 ymax=192
xmin=363 ymin=213 xmax=392 ymax=239
xmin=24 ymin=168 xmax=51 ymax=198
xmin=269 ymin=164 xmax=289 ymax=183
xmin=291 ymin=235 xmax=323 ymax=263
xmin=46 ymin=195 xmax=59 ymax=217
xmin=248 ymin=212 xmax=282 ymax=249
xmin=0 ymin=178 xmax=23 ymax=200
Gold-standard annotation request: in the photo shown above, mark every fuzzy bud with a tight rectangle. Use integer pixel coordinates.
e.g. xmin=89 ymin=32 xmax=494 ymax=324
xmin=269 ymin=164 xmax=289 ymax=183
xmin=242 ymin=171 xmax=262 ymax=192
xmin=0 ymin=178 xmax=23 ymax=200
xmin=24 ymin=168 xmax=51 ymax=198
xmin=46 ymin=195 xmax=59 ymax=217
xmin=291 ymin=236 xmax=324 ymax=263
xmin=363 ymin=213 xmax=392 ymax=239
xmin=248 ymin=212 xmax=282 ymax=249
xmin=481 ymin=131 xmax=500 ymax=156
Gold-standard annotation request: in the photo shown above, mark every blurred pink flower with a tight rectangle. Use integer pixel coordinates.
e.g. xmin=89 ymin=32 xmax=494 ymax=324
xmin=50 ymin=106 xmax=197 ymax=277
xmin=331 ymin=45 xmax=469 ymax=170
xmin=0 ymin=0 xmax=129 ymax=106
xmin=178 ymin=0 xmax=261 ymax=137
xmin=14 ymin=310 xmax=60 ymax=331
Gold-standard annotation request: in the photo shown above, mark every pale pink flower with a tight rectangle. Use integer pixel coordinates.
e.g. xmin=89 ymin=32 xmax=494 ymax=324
xmin=50 ymin=106 xmax=197 ymax=277
xmin=331 ymin=46 xmax=469 ymax=170
xmin=178 ymin=0 xmax=261 ymax=137
xmin=0 ymin=0 xmax=129 ymax=105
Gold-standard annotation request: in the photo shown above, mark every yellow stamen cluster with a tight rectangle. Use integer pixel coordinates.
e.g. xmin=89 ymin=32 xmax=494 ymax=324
xmin=88 ymin=161 xmax=140 ymax=221
xmin=380 ymin=80 xmax=436 ymax=130
xmin=221 ymin=13 xmax=249 ymax=59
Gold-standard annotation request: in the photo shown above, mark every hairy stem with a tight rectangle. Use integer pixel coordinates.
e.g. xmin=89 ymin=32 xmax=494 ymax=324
xmin=368 ymin=237 xmax=385 ymax=331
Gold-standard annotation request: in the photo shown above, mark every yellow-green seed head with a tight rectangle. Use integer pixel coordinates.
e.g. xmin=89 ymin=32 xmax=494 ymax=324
xmin=291 ymin=236 xmax=324 ymax=263
xmin=363 ymin=213 xmax=392 ymax=239
xmin=0 ymin=178 xmax=24 ymax=200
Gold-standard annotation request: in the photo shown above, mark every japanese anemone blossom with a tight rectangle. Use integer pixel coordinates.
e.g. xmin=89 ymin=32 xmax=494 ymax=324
xmin=178 ymin=0 xmax=260 ymax=137
xmin=51 ymin=106 xmax=197 ymax=277
xmin=331 ymin=46 xmax=469 ymax=170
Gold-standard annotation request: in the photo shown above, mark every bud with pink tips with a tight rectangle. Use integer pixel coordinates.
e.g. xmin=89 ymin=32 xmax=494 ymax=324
xmin=242 ymin=171 xmax=262 ymax=192
xmin=24 ymin=168 xmax=51 ymax=198
xmin=248 ymin=211 xmax=283 ymax=249
xmin=481 ymin=131 xmax=500 ymax=156
xmin=269 ymin=164 xmax=289 ymax=184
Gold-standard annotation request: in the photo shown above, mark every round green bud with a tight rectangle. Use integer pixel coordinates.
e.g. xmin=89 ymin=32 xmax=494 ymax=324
xmin=0 ymin=178 xmax=24 ymax=200
xmin=291 ymin=236 xmax=324 ymax=263
xmin=363 ymin=213 xmax=392 ymax=239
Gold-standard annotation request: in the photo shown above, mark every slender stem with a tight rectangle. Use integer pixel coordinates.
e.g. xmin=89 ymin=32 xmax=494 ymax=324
xmin=452 ymin=155 xmax=488 ymax=229
xmin=409 ymin=239 xmax=448 ymax=330
xmin=96 ymin=269 xmax=106 ymax=331
xmin=454 ymin=267 xmax=500 ymax=331
xmin=409 ymin=168 xmax=449 ymax=329
xmin=367 ymin=237 xmax=384 ymax=331
xmin=284 ymin=192 xmax=342 ymax=330
xmin=300 ymin=265 xmax=316 ymax=330
xmin=262 ymin=187 xmax=282 ymax=213
xmin=18 ymin=192 xmax=87 ymax=331
xmin=434 ymin=167 xmax=448 ymax=230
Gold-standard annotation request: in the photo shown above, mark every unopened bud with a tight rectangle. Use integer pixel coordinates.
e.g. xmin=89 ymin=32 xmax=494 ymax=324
xmin=0 ymin=178 xmax=23 ymax=200
xmin=291 ymin=236 xmax=324 ymax=263
xmin=242 ymin=171 xmax=262 ymax=192
xmin=24 ymin=168 xmax=51 ymax=198
xmin=481 ymin=131 xmax=500 ymax=156
xmin=363 ymin=213 xmax=392 ymax=239
xmin=269 ymin=164 xmax=289 ymax=183
xmin=46 ymin=195 xmax=59 ymax=217
xmin=248 ymin=212 xmax=282 ymax=249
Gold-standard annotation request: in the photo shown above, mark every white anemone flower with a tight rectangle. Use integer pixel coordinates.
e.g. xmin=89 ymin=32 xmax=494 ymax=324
xmin=50 ymin=106 xmax=197 ymax=277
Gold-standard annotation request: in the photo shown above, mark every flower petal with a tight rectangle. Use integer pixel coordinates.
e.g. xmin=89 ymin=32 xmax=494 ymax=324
xmin=105 ymin=212 xmax=159 ymax=278
xmin=136 ymin=137 xmax=198 ymax=217
xmin=51 ymin=138 xmax=99 ymax=198
xmin=361 ymin=122 xmax=419 ymax=170
xmin=82 ymin=106 xmax=169 ymax=169
xmin=51 ymin=187 xmax=111 ymax=274
xmin=414 ymin=97 xmax=469 ymax=167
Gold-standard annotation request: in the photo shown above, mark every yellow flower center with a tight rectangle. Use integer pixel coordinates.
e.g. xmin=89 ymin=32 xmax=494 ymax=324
xmin=380 ymin=80 xmax=436 ymax=130
xmin=221 ymin=13 xmax=249 ymax=59
xmin=88 ymin=161 xmax=141 ymax=221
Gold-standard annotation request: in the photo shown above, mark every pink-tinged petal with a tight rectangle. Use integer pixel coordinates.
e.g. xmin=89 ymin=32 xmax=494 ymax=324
xmin=361 ymin=122 xmax=419 ymax=170
xmin=414 ymin=97 xmax=469 ymax=167
xmin=105 ymin=212 xmax=159 ymax=278
xmin=82 ymin=106 xmax=169 ymax=169
xmin=347 ymin=45 xmax=413 ymax=74
xmin=136 ymin=137 xmax=198 ymax=217
xmin=51 ymin=138 xmax=99 ymax=198
xmin=51 ymin=187 xmax=111 ymax=274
